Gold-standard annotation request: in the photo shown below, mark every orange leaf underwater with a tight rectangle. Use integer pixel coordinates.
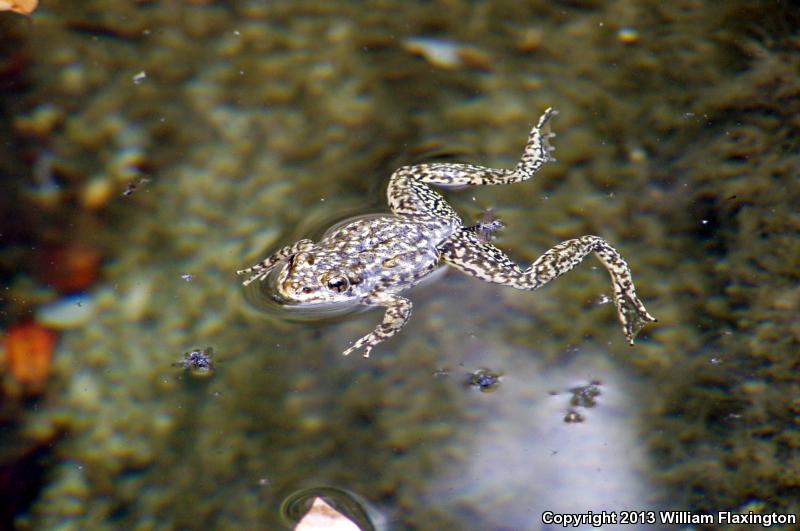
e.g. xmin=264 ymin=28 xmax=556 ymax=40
xmin=3 ymin=322 xmax=56 ymax=389
xmin=0 ymin=0 xmax=38 ymax=16
xmin=39 ymin=242 xmax=102 ymax=294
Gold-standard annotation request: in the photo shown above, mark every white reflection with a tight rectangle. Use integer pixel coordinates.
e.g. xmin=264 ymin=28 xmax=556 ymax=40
xmin=427 ymin=343 xmax=660 ymax=530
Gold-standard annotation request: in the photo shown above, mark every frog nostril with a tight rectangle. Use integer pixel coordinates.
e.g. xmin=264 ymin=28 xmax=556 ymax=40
xmin=293 ymin=252 xmax=315 ymax=266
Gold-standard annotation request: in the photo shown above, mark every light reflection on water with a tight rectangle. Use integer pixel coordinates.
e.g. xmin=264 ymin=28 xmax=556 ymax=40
xmin=421 ymin=340 xmax=659 ymax=530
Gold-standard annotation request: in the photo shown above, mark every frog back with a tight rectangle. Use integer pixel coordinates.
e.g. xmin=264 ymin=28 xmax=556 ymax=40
xmin=317 ymin=214 xmax=454 ymax=294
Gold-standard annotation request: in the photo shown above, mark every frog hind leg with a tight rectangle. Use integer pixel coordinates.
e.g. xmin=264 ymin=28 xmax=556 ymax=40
xmin=387 ymin=108 xmax=557 ymax=221
xmin=439 ymin=229 xmax=656 ymax=344
xmin=236 ymin=239 xmax=314 ymax=286
xmin=342 ymin=293 xmax=412 ymax=357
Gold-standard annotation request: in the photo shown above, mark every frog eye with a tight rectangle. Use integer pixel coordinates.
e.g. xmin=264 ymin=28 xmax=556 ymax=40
xmin=323 ymin=273 xmax=350 ymax=293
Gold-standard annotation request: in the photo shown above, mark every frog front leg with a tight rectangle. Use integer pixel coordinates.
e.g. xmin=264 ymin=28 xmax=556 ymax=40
xmin=342 ymin=293 xmax=412 ymax=357
xmin=236 ymin=239 xmax=314 ymax=286
xmin=439 ymin=229 xmax=656 ymax=344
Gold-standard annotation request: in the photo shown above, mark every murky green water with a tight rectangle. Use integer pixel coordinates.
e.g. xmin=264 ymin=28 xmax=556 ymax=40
xmin=0 ymin=1 xmax=798 ymax=529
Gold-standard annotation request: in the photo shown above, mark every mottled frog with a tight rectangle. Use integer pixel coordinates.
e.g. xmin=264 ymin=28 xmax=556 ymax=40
xmin=237 ymin=109 xmax=656 ymax=356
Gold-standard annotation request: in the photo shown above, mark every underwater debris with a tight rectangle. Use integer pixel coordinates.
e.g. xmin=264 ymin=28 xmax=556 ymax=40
xmin=180 ymin=274 xmax=193 ymax=282
xmin=294 ymin=497 xmax=360 ymax=531
xmin=616 ymin=27 xmax=640 ymax=44
xmin=36 ymin=294 xmax=96 ymax=330
xmin=402 ymin=37 xmax=491 ymax=70
xmin=563 ymin=409 xmax=585 ymax=423
xmin=81 ymin=176 xmax=115 ymax=210
xmin=555 ymin=381 xmax=602 ymax=423
xmin=514 ymin=27 xmax=544 ymax=52
xmin=473 ymin=208 xmax=504 ymax=243
xmin=14 ymin=105 xmax=64 ymax=138
xmin=39 ymin=242 xmax=102 ymax=294
xmin=173 ymin=347 xmax=215 ymax=377
xmin=0 ymin=0 xmax=37 ymax=16
xmin=569 ymin=381 xmax=602 ymax=408
xmin=2 ymin=322 xmax=56 ymax=392
xmin=468 ymin=368 xmax=502 ymax=393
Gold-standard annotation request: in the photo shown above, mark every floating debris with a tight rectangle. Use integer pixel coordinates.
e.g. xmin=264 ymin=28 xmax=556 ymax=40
xmin=515 ymin=27 xmax=544 ymax=52
xmin=551 ymin=381 xmax=604 ymax=423
xmin=468 ymin=368 xmax=502 ymax=393
xmin=473 ymin=208 xmax=504 ymax=243
xmin=294 ymin=498 xmax=360 ymax=531
xmin=0 ymin=0 xmax=37 ymax=16
xmin=569 ymin=381 xmax=602 ymax=408
xmin=132 ymin=71 xmax=147 ymax=84
xmin=173 ymin=347 xmax=215 ymax=377
xmin=122 ymin=176 xmax=150 ymax=196
xmin=596 ymin=294 xmax=612 ymax=305
xmin=402 ymin=37 xmax=491 ymax=70
xmin=180 ymin=274 xmax=193 ymax=282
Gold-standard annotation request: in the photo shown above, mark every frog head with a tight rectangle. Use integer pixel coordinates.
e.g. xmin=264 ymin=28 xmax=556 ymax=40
xmin=274 ymin=251 xmax=364 ymax=304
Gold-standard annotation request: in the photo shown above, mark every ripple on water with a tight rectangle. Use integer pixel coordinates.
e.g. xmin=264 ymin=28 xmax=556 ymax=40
xmin=242 ymin=263 xmax=363 ymax=322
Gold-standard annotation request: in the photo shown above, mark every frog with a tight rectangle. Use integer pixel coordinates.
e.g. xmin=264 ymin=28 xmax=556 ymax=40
xmin=237 ymin=108 xmax=656 ymax=357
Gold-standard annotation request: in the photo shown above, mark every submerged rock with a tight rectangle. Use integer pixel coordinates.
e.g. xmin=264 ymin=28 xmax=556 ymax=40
xmin=36 ymin=295 xmax=96 ymax=330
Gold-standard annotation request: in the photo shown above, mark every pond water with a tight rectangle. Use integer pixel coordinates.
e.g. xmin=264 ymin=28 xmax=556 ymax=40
xmin=0 ymin=1 xmax=798 ymax=529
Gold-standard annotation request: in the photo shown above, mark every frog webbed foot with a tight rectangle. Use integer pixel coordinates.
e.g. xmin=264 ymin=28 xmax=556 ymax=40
xmin=614 ymin=288 xmax=658 ymax=346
